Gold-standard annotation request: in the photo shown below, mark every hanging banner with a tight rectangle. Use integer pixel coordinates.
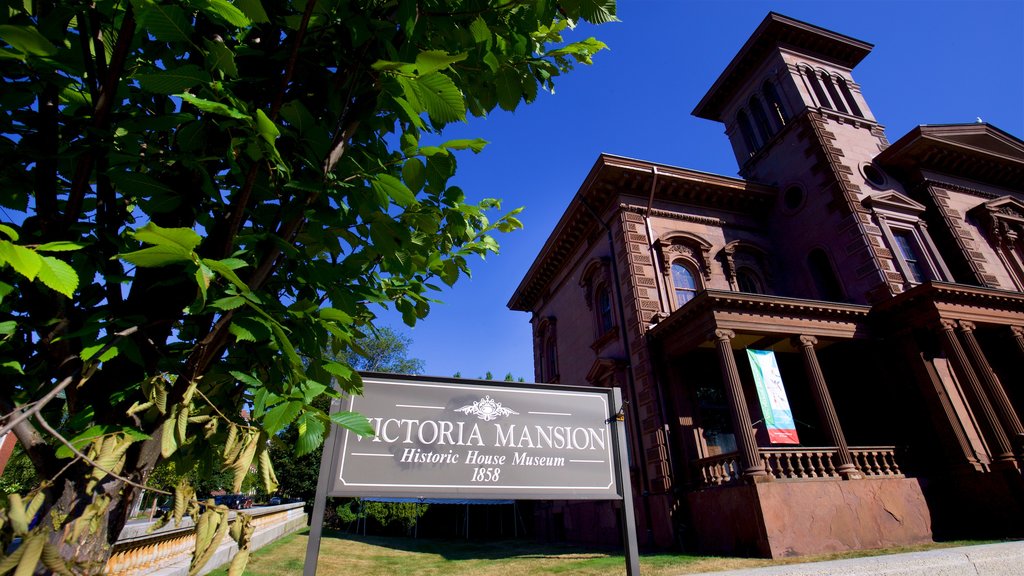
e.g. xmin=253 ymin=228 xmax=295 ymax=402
xmin=746 ymin=349 xmax=799 ymax=444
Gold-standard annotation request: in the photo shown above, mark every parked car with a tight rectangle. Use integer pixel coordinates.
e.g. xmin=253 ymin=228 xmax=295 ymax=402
xmin=211 ymin=494 xmax=254 ymax=509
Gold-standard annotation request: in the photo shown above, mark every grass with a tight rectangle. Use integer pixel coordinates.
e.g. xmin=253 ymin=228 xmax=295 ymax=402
xmin=204 ymin=531 xmax=1003 ymax=576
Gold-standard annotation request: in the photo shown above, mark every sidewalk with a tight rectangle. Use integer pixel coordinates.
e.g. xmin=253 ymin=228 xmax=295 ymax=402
xmin=684 ymin=541 xmax=1024 ymax=576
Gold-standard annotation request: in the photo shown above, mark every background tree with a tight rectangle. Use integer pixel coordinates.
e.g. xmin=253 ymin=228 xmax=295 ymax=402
xmin=0 ymin=0 xmax=614 ymax=573
xmin=271 ymin=325 xmax=425 ymax=523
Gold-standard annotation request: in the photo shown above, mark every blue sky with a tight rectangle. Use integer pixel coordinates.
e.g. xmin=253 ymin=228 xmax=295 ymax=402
xmin=382 ymin=0 xmax=1024 ymax=382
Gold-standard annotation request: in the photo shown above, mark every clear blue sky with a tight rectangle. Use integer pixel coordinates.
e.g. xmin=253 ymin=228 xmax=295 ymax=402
xmin=382 ymin=0 xmax=1024 ymax=382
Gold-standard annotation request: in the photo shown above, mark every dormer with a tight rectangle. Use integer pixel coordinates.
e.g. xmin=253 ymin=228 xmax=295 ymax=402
xmin=693 ymin=13 xmax=877 ymax=169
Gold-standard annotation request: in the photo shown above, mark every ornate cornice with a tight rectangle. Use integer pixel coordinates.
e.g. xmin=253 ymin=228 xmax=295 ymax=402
xmin=620 ymin=204 xmax=723 ymax=226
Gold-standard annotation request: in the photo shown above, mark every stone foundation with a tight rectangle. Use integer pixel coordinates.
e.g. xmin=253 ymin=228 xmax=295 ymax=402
xmin=687 ymin=477 xmax=932 ymax=558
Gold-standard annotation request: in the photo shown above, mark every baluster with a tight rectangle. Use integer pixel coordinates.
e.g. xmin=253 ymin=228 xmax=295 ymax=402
xmin=791 ymin=452 xmax=806 ymax=478
xmin=823 ymin=451 xmax=837 ymax=477
xmin=879 ymin=451 xmax=892 ymax=475
xmin=811 ymin=452 xmax=824 ymax=477
xmin=889 ymin=452 xmax=902 ymax=475
xmin=867 ymin=451 xmax=880 ymax=475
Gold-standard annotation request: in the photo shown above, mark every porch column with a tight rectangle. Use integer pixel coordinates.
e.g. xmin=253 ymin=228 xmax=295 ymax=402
xmin=935 ymin=319 xmax=1015 ymax=464
xmin=712 ymin=329 xmax=766 ymax=478
xmin=795 ymin=335 xmax=860 ymax=478
xmin=1011 ymin=326 xmax=1024 ymax=357
xmin=959 ymin=322 xmax=1024 ymax=452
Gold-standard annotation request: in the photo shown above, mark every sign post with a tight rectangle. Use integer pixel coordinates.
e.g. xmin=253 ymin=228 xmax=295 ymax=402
xmin=304 ymin=373 xmax=639 ymax=575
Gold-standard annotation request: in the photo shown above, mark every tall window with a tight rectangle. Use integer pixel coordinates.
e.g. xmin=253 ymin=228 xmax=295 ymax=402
xmin=892 ymin=230 xmax=928 ymax=283
xmin=749 ymin=95 xmax=774 ymax=143
xmin=543 ymin=336 xmax=558 ymax=382
xmin=837 ymin=77 xmax=863 ymax=117
xmin=596 ymin=285 xmax=615 ymax=334
xmin=736 ymin=268 xmax=764 ymax=294
xmin=820 ymin=71 xmax=848 ymax=114
xmin=804 ymin=66 xmax=831 ymax=109
xmin=671 ymin=262 xmax=699 ymax=307
xmin=762 ymin=79 xmax=789 ymax=127
xmin=807 ymin=249 xmax=846 ymax=302
xmin=737 ymin=110 xmax=760 ymax=155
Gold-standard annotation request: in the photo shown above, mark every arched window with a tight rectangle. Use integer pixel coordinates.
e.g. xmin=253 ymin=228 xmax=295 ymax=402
xmin=737 ymin=110 xmax=760 ymax=156
xmin=762 ymin=79 xmax=789 ymax=127
xmin=736 ymin=268 xmax=764 ymax=294
xmin=837 ymin=77 xmax=863 ymax=117
xmin=821 ymin=72 xmax=848 ymax=114
xmin=543 ymin=335 xmax=558 ymax=382
xmin=596 ymin=285 xmax=615 ymax=334
xmin=807 ymin=249 xmax=846 ymax=302
xmin=671 ymin=262 xmax=699 ymax=307
xmin=804 ymin=66 xmax=832 ymax=110
xmin=749 ymin=95 xmax=774 ymax=143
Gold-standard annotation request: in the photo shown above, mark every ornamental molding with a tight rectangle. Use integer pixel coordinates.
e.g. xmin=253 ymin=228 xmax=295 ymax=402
xmin=454 ymin=396 xmax=519 ymax=422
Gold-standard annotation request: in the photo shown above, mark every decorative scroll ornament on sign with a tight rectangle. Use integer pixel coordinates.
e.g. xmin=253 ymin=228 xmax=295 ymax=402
xmin=455 ymin=396 xmax=519 ymax=421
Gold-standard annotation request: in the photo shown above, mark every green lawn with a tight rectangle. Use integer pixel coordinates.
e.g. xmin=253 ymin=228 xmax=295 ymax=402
xmin=205 ymin=530 xmax=1000 ymax=576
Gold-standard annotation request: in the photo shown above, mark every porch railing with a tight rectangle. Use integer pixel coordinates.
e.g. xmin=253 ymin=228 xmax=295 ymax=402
xmin=693 ymin=446 xmax=902 ymax=488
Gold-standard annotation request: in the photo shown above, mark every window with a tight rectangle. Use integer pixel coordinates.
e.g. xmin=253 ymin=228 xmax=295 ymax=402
xmin=749 ymin=95 xmax=774 ymax=143
xmin=820 ymin=71 xmax=848 ymax=114
xmin=543 ymin=337 xmax=558 ymax=382
xmin=736 ymin=268 xmax=764 ymax=294
xmin=737 ymin=110 xmax=760 ymax=155
xmin=892 ymin=229 xmax=929 ymax=284
xmin=671 ymin=262 xmax=699 ymax=307
xmin=837 ymin=77 xmax=863 ymax=117
xmin=807 ymin=249 xmax=846 ymax=302
xmin=762 ymin=79 xmax=789 ymax=127
xmin=596 ymin=285 xmax=615 ymax=334
xmin=804 ymin=66 xmax=831 ymax=109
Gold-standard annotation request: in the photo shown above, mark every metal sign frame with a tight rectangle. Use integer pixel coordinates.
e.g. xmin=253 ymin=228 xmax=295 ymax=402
xmin=303 ymin=373 xmax=639 ymax=576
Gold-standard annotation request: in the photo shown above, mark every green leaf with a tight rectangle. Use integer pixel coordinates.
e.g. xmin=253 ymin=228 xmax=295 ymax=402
xmin=0 ymin=224 xmax=18 ymax=241
xmin=210 ymin=295 xmax=245 ymax=310
xmin=299 ymin=380 xmax=328 ymax=403
xmin=36 ymin=255 xmax=78 ymax=297
xmin=34 ymin=241 xmax=84 ymax=252
xmin=495 ymin=67 xmax=523 ymax=112
xmin=108 ymin=171 xmax=181 ymax=213
xmin=294 ymin=412 xmax=325 ymax=456
xmin=469 ymin=17 xmax=491 ymax=44
xmin=0 ymin=360 xmax=23 ymax=375
xmin=255 ymin=109 xmax=279 ymax=145
xmin=195 ymin=0 xmax=251 ymax=27
xmin=262 ymin=400 xmax=302 ymax=434
xmin=80 ymin=342 xmax=118 ymax=363
xmin=229 ymin=316 xmax=271 ymax=342
xmin=270 ymin=323 xmax=302 ymax=368
xmin=322 ymin=361 xmax=353 ymax=381
xmin=0 ymin=240 xmax=42 ymax=280
xmin=119 ymin=245 xmax=193 ymax=267
xmin=137 ymin=65 xmax=211 ymax=94
xmin=179 ymin=93 xmax=248 ymax=119
xmin=204 ymin=38 xmax=238 ymax=77
xmin=0 ymin=282 xmax=12 ymax=304
xmin=134 ymin=221 xmax=202 ymax=251
xmin=412 ymin=72 xmax=465 ymax=124
xmin=234 ymin=0 xmax=270 ymax=23
xmin=0 ymin=320 xmax=15 ymax=335
xmin=414 ymin=50 xmax=467 ymax=76
xmin=561 ymin=0 xmax=619 ymax=24
xmin=202 ymin=258 xmax=250 ymax=292
xmin=402 ymin=158 xmax=426 ymax=193
xmin=318 ymin=307 xmax=353 ymax=324
xmin=442 ymin=138 xmax=488 ymax=153
xmin=0 ymin=25 xmax=58 ymax=56
xmin=370 ymin=174 xmax=417 ymax=209
xmin=133 ymin=0 xmax=194 ymax=42
xmin=55 ymin=426 xmax=149 ymax=459
xmin=330 ymin=411 xmax=375 ymax=437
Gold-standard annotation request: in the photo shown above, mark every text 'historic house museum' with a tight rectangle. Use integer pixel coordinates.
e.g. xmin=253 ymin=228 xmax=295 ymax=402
xmin=508 ymin=13 xmax=1024 ymax=557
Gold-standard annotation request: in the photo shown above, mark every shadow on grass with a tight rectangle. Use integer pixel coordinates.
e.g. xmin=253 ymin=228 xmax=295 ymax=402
xmin=317 ymin=529 xmax=640 ymax=562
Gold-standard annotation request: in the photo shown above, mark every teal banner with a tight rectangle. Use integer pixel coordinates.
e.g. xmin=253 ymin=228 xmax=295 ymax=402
xmin=746 ymin=349 xmax=799 ymax=444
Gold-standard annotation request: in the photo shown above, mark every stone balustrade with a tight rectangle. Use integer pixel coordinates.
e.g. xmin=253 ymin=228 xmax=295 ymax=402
xmin=104 ymin=502 xmax=307 ymax=576
xmin=694 ymin=446 xmax=903 ymax=488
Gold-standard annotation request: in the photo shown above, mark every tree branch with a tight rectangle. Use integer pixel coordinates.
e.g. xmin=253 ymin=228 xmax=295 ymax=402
xmin=34 ymin=413 xmax=170 ymax=496
xmin=64 ymin=5 xmax=136 ymax=226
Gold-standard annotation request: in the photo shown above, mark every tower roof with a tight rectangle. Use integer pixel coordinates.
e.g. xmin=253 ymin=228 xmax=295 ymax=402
xmin=692 ymin=12 xmax=873 ymax=122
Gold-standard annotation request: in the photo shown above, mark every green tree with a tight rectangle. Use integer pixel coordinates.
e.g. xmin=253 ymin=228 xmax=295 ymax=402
xmin=340 ymin=325 xmax=425 ymax=374
xmin=0 ymin=0 xmax=614 ymax=572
